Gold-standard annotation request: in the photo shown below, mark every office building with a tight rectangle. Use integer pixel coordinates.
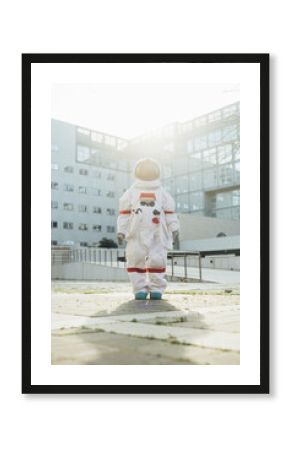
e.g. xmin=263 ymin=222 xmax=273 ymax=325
xmin=51 ymin=101 xmax=240 ymax=246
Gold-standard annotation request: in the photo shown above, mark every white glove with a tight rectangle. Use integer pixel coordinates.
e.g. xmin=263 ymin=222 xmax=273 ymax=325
xmin=172 ymin=230 xmax=179 ymax=243
xmin=117 ymin=233 xmax=125 ymax=245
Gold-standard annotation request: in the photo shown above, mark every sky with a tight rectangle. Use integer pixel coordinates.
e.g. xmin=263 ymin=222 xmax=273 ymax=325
xmin=51 ymin=83 xmax=239 ymax=139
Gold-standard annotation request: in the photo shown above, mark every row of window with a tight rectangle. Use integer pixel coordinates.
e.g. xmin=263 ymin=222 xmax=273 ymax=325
xmin=178 ymin=104 xmax=239 ymax=134
xmin=51 ymin=241 xmax=112 ymax=247
xmin=164 ymin=162 xmax=240 ymax=195
xmin=173 ymin=189 xmax=240 ymax=212
xmin=77 ymin=128 xmax=128 ymax=151
xmin=51 ymin=221 xmax=115 ymax=232
xmin=51 ymin=164 xmax=116 ymax=180
xmin=186 ymin=125 xmax=239 ymax=153
xmin=51 ymin=182 xmax=115 ymax=197
xmin=51 ymin=202 xmax=115 ymax=215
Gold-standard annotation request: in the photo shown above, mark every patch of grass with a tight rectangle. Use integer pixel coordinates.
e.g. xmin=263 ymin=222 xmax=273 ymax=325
xmin=177 ymin=316 xmax=187 ymax=323
xmin=165 ymin=289 xmax=239 ymax=296
xmin=131 ymin=318 xmax=138 ymax=323
xmin=52 ymin=288 xmax=114 ymax=294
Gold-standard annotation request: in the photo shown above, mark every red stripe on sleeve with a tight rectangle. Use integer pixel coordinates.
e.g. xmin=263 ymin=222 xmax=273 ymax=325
xmin=164 ymin=210 xmax=175 ymax=214
xmin=119 ymin=210 xmax=131 ymax=214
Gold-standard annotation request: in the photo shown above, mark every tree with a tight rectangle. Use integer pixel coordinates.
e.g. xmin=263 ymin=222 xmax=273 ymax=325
xmin=98 ymin=237 xmax=118 ymax=248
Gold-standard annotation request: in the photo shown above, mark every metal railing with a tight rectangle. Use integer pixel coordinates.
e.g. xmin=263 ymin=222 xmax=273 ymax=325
xmin=51 ymin=247 xmax=203 ymax=281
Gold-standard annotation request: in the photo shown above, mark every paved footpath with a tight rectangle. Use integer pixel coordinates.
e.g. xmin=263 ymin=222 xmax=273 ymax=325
xmin=52 ymin=281 xmax=240 ymax=365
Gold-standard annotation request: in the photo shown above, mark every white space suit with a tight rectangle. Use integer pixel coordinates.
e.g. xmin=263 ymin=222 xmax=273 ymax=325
xmin=117 ymin=178 xmax=179 ymax=294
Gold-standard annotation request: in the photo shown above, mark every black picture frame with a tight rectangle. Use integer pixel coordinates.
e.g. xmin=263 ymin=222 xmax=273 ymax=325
xmin=22 ymin=53 xmax=269 ymax=394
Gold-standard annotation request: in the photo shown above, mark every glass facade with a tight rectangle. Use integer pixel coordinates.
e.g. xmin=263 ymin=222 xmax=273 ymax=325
xmin=154 ymin=102 xmax=240 ymax=220
xmin=51 ymin=101 xmax=240 ymax=247
xmin=125 ymin=102 xmax=240 ymax=220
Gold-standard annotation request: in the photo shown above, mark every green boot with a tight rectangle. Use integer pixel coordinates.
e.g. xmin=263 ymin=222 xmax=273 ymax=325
xmin=150 ymin=291 xmax=162 ymax=300
xmin=135 ymin=291 xmax=147 ymax=300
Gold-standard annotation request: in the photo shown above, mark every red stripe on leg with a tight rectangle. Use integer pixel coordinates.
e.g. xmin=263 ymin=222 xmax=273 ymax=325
xmin=146 ymin=268 xmax=166 ymax=273
xmin=127 ymin=267 xmax=146 ymax=273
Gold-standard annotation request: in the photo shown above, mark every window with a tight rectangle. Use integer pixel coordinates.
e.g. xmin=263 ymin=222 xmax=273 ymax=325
xmin=218 ymin=145 xmax=232 ymax=164
xmin=195 ymin=116 xmax=207 ymax=128
xmin=78 ymin=204 xmax=88 ymax=213
xmin=79 ymin=186 xmax=87 ymax=194
xmin=51 ymin=201 xmax=58 ymax=209
xmin=63 ymin=222 xmax=73 ymax=230
xmin=163 ymin=166 xmax=172 ymax=178
xmin=51 ymin=163 xmax=58 ymax=170
xmin=223 ymin=104 xmax=237 ymax=118
xmin=91 ymin=131 xmax=104 ymax=144
xmin=64 ymin=184 xmax=74 ymax=192
xmin=76 ymin=145 xmax=90 ymax=162
xmin=107 ymin=173 xmax=115 ymax=181
xmin=203 ymin=148 xmax=217 ymax=164
xmin=187 ymin=139 xmax=194 ymax=154
xmin=216 ymin=192 xmax=232 ymax=208
xmin=63 ymin=203 xmax=74 ymax=211
xmin=80 ymin=242 xmax=88 ymax=247
xmin=79 ymin=224 xmax=88 ymax=231
xmin=106 ymin=208 xmax=115 ymax=216
xmin=51 ymin=240 xmax=58 ymax=245
xmin=190 ymin=192 xmax=203 ymax=211
xmin=92 ymin=225 xmax=102 ymax=232
xmin=51 ymin=182 xmax=59 ymax=190
xmin=232 ymin=190 xmax=240 ymax=206
xmin=107 ymin=226 xmax=115 ymax=233
xmin=51 ymin=221 xmax=58 ymax=229
xmin=79 ymin=168 xmax=89 ymax=176
xmin=194 ymin=135 xmax=207 ymax=151
xmin=189 ymin=173 xmax=202 ymax=191
xmin=233 ymin=144 xmax=240 ymax=161
xmin=223 ymin=124 xmax=238 ymax=142
xmin=64 ymin=166 xmax=74 ymax=173
xmin=104 ymin=135 xmax=116 ymax=146
xmin=117 ymin=139 xmax=128 ymax=151
xmin=106 ymin=191 xmax=115 ymax=198
xmin=232 ymin=206 xmax=240 ymax=220
xmin=208 ymin=110 xmax=221 ymax=122
xmin=91 ymin=187 xmax=101 ymax=196
xmin=91 ymin=131 xmax=103 ymax=143
xmin=234 ymin=161 xmax=240 ymax=183
xmin=93 ymin=206 xmax=102 ymax=214
xmin=77 ymin=127 xmax=90 ymax=136
xmin=203 ymin=169 xmax=217 ymax=188
xmin=218 ymin=164 xmax=234 ymax=186
xmin=92 ymin=170 xmax=102 ymax=178
xmin=208 ymin=129 xmax=222 ymax=147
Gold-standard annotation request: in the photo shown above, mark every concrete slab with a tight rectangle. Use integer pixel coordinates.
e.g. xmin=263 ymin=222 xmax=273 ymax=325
xmin=83 ymin=321 xmax=240 ymax=351
xmin=52 ymin=331 xmax=239 ymax=365
xmin=51 ymin=281 xmax=240 ymax=364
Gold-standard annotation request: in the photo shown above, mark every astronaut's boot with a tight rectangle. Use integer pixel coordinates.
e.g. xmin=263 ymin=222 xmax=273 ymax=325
xmin=150 ymin=291 xmax=162 ymax=300
xmin=135 ymin=291 xmax=148 ymax=300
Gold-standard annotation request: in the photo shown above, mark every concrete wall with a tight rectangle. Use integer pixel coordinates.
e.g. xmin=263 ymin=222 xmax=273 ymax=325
xmin=178 ymin=214 xmax=240 ymax=241
xmin=180 ymin=235 xmax=240 ymax=252
xmin=52 ymin=262 xmax=129 ymax=281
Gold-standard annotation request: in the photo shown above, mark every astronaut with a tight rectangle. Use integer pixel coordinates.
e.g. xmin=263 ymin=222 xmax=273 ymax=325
xmin=117 ymin=158 xmax=179 ymax=300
